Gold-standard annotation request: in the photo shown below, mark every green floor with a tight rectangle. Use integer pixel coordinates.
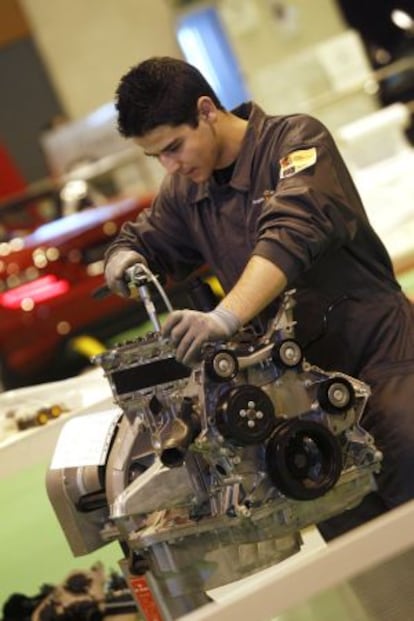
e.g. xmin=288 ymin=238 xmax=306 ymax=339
xmin=0 ymin=317 xmax=160 ymax=610
xmin=0 ymin=460 xmax=122 ymax=609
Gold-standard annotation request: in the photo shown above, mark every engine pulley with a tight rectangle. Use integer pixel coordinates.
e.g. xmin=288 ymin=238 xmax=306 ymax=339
xmin=265 ymin=418 xmax=342 ymax=500
xmin=216 ymin=384 xmax=275 ymax=445
xmin=317 ymin=377 xmax=355 ymax=413
xmin=205 ymin=348 xmax=239 ymax=382
xmin=272 ymin=339 xmax=303 ymax=368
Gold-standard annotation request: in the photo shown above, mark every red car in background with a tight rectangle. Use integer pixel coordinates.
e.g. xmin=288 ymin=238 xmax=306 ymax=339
xmin=0 ymin=192 xmax=156 ymax=390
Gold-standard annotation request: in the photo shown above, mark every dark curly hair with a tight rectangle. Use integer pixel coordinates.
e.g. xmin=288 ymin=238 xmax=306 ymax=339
xmin=115 ymin=56 xmax=224 ymax=137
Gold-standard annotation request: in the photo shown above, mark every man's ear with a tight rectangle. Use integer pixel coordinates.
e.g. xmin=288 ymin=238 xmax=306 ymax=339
xmin=197 ymin=96 xmax=217 ymax=122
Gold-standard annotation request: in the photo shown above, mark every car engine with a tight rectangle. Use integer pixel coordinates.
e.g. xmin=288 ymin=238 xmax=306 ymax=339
xmin=47 ymin=266 xmax=382 ymax=619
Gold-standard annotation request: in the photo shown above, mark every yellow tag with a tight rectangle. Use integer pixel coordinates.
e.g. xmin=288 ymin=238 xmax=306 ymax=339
xmin=279 ymin=147 xmax=317 ymax=179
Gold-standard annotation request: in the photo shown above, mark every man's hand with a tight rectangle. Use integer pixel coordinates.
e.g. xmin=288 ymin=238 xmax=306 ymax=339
xmin=162 ymin=307 xmax=241 ymax=366
xmin=105 ymin=250 xmax=147 ymax=296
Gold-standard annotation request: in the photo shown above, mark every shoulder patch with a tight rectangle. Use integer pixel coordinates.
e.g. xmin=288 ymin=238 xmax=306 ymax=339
xmin=279 ymin=147 xmax=317 ymax=179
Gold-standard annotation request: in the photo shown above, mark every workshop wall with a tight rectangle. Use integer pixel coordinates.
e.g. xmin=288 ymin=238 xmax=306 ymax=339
xmin=0 ymin=0 xmax=65 ymax=184
xmin=19 ymin=0 xmax=349 ymax=119
xmin=216 ymin=0 xmax=378 ymax=128
xmin=0 ymin=0 xmax=376 ymax=187
xmin=0 ymin=0 xmax=30 ymax=47
xmin=19 ymin=0 xmax=182 ymax=119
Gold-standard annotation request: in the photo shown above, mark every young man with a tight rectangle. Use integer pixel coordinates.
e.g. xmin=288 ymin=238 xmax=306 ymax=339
xmin=105 ymin=56 xmax=414 ymax=539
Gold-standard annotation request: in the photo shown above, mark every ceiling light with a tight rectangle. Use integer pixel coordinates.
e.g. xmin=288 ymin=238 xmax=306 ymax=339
xmin=391 ymin=9 xmax=414 ymax=31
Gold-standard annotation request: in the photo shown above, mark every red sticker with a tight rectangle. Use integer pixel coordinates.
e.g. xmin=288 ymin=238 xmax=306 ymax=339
xmin=128 ymin=575 xmax=164 ymax=621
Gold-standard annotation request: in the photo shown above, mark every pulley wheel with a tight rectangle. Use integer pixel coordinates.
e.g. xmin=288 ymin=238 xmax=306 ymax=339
xmin=318 ymin=377 xmax=355 ymax=414
xmin=216 ymin=384 xmax=275 ymax=445
xmin=272 ymin=339 xmax=303 ymax=368
xmin=266 ymin=418 xmax=342 ymax=500
xmin=205 ymin=348 xmax=239 ymax=382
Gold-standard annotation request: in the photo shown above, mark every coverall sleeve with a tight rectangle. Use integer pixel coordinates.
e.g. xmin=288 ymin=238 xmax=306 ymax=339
xmin=253 ymin=117 xmax=360 ymax=284
xmin=105 ymin=176 xmax=204 ymax=278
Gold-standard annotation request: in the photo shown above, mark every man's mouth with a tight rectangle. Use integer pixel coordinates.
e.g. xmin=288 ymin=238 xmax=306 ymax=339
xmin=184 ymin=168 xmax=196 ymax=176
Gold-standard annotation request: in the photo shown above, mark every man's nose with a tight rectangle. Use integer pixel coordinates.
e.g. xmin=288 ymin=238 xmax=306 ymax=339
xmin=159 ymin=152 xmax=180 ymax=173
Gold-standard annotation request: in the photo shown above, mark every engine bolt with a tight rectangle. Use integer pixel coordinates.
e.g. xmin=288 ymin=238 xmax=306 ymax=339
xmin=285 ymin=347 xmax=295 ymax=360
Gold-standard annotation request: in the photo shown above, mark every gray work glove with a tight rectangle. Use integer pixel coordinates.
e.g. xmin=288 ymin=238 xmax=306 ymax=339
xmin=162 ymin=306 xmax=241 ymax=366
xmin=105 ymin=249 xmax=147 ymax=296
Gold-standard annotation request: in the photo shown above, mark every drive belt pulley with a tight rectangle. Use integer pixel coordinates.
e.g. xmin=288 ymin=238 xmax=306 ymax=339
xmin=317 ymin=376 xmax=355 ymax=413
xmin=216 ymin=384 xmax=276 ymax=445
xmin=205 ymin=348 xmax=239 ymax=382
xmin=272 ymin=339 xmax=303 ymax=368
xmin=265 ymin=418 xmax=342 ymax=500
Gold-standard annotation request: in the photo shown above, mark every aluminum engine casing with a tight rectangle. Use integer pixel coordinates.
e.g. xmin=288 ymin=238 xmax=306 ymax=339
xmin=47 ymin=290 xmax=381 ymax=607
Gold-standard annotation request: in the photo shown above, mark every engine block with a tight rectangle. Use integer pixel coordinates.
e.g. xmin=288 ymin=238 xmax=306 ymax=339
xmin=47 ymin=285 xmax=381 ymax=619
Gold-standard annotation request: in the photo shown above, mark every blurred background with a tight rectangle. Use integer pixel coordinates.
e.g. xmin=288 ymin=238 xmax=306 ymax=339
xmin=0 ymin=0 xmax=414 ymax=392
xmin=0 ymin=0 xmax=414 ymax=613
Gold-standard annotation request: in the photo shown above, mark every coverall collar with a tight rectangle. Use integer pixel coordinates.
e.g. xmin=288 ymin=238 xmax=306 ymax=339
xmin=191 ymin=101 xmax=267 ymax=203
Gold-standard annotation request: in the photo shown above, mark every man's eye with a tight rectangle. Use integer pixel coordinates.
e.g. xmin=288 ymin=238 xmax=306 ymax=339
xmin=146 ymin=141 xmax=182 ymax=159
xmin=167 ymin=142 xmax=181 ymax=154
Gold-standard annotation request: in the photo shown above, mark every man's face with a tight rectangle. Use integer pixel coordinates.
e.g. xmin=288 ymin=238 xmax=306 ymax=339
xmin=135 ymin=118 xmax=220 ymax=184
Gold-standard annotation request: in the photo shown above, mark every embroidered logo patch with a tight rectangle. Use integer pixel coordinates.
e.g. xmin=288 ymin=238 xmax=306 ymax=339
xmin=279 ymin=147 xmax=317 ymax=179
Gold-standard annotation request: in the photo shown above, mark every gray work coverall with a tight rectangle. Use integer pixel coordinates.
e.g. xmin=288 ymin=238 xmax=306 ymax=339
xmin=107 ymin=102 xmax=414 ymax=538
